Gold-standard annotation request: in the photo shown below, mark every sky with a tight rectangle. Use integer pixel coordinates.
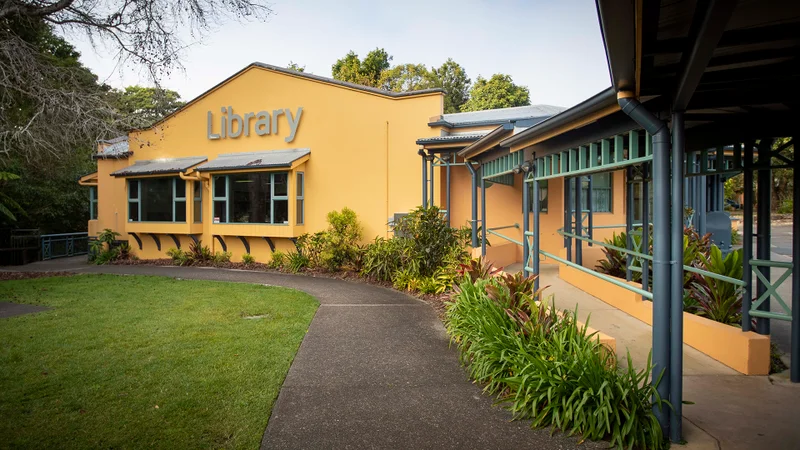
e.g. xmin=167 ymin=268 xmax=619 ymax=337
xmin=70 ymin=0 xmax=611 ymax=109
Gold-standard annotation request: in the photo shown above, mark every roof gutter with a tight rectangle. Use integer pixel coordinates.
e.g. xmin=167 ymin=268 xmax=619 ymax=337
xmin=499 ymin=87 xmax=617 ymax=149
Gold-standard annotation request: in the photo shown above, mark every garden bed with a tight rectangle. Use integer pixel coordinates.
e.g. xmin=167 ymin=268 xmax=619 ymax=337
xmin=558 ymin=262 xmax=770 ymax=375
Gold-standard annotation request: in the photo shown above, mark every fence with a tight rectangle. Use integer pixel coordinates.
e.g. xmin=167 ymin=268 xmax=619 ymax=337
xmin=41 ymin=232 xmax=89 ymax=260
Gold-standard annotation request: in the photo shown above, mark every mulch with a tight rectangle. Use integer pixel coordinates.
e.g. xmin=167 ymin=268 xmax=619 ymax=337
xmin=0 ymin=271 xmax=77 ymax=281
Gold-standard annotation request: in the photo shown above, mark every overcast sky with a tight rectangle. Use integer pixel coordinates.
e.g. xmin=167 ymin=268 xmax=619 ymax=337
xmin=70 ymin=0 xmax=611 ymax=109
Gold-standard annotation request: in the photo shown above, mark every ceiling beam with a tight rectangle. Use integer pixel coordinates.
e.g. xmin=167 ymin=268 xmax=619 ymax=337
xmin=672 ymin=0 xmax=739 ymax=111
xmin=648 ymin=21 xmax=800 ymax=55
xmin=646 ymin=47 xmax=799 ymax=76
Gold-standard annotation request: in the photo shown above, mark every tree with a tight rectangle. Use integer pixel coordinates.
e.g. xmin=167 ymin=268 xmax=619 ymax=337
xmin=460 ymin=74 xmax=530 ymax=112
xmin=0 ymin=0 xmax=273 ymax=159
xmin=429 ymin=59 xmax=471 ymax=113
xmin=380 ymin=64 xmax=432 ymax=92
xmin=287 ymin=61 xmax=305 ymax=73
xmin=331 ymin=48 xmax=392 ymax=88
xmin=111 ymin=86 xmax=185 ymax=129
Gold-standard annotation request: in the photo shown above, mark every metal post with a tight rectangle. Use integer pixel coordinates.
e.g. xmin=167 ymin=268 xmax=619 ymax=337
xmin=575 ymin=176 xmax=583 ymax=266
xmin=446 ymin=153 xmax=452 ymax=226
xmin=698 ymin=172 xmax=707 ymax=235
xmin=421 ymin=153 xmax=428 ymax=208
xmin=742 ymin=142 xmax=754 ymax=331
xmin=642 ymin=163 xmax=650 ymax=293
xmin=670 ymin=111 xmax=685 ymax=443
xmin=587 ymin=175 xmax=594 ymax=245
xmin=466 ymin=162 xmax=478 ymax=248
xmin=756 ymin=139 xmax=772 ymax=335
xmin=523 ymin=168 xmax=530 ymax=278
xmin=429 ymin=156 xmax=435 ymax=208
xmin=481 ymin=174 xmax=487 ymax=257
xmin=626 ymin=167 xmax=634 ymax=281
xmin=792 ymin=143 xmax=799 ymax=382
xmin=533 ymin=164 xmax=541 ymax=292
xmin=564 ymin=178 xmax=573 ymax=262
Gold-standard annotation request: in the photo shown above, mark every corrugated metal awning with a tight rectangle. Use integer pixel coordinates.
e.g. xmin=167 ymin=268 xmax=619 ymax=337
xmin=195 ymin=148 xmax=310 ymax=172
xmin=110 ymin=156 xmax=207 ymax=177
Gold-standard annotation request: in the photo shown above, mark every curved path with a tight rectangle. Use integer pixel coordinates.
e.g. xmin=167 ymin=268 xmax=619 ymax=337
xmin=10 ymin=260 xmax=602 ymax=449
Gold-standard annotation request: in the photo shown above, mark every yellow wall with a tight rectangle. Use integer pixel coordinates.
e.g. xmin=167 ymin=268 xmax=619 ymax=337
xmin=92 ymin=65 xmax=442 ymax=262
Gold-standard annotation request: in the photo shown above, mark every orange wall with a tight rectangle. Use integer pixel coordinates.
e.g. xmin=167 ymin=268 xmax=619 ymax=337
xmin=92 ymin=65 xmax=442 ymax=262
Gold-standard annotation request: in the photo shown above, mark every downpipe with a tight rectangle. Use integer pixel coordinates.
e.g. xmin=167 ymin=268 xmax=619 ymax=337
xmin=618 ymin=92 xmax=672 ymax=435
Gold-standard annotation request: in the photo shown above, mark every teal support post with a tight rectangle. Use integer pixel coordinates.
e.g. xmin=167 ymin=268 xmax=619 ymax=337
xmin=619 ymin=96 xmax=671 ymax=434
xmin=522 ymin=167 xmax=530 ymax=278
xmin=421 ymin=151 xmax=428 ymax=208
xmin=466 ymin=162 xmax=478 ymax=248
xmin=533 ymin=164 xmax=541 ymax=291
xmin=481 ymin=175 xmax=487 ymax=257
xmin=670 ymin=111 xmax=685 ymax=442
xmin=429 ymin=155 xmax=435 ymax=208
xmin=642 ymin=163 xmax=650 ymax=294
xmin=587 ymin=175 xmax=594 ymax=245
xmin=742 ymin=142 xmax=754 ymax=331
xmin=792 ymin=141 xmax=799 ymax=382
xmin=564 ymin=177 xmax=573 ymax=262
xmin=626 ymin=166 xmax=634 ymax=281
xmin=446 ymin=152 xmax=452 ymax=225
xmin=575 ymin=176 xmax=583 ymax=266
xmin=756 ymin=139 xmax=772 ymax=335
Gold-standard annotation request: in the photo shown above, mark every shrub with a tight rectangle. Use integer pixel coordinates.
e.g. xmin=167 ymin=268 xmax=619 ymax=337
xmin=89 ymin=228 xmax=121 ymax=265
xmin=445 ymin=277 xmax=667 ymax=450
xmin=286 ymin=251 xmax=309 ymax=273
xmin=778 ymin=198 xmax=793 ymax=214
xmin=392 ymin=267 xmax=418 ymax=291
xmin=269 ymin=250 xmax=286 ymax=270
xmin=188 ymin=240 xmax=213 ymax=263
xmin=393 ymin=206 xmax=461 ymax=276
xmin=166 ymin=247 xmax=191 ymax=266
xmin=686 ymin=246 xmax=744 ymax=325
xmin=323 ymin=207 xmax=362 ymax=270
xmin=296 ymin=232 xmax=327 ymax=268
xmin=361 ymin=237 xmax=408 ymax=281
xmin=212 ymin=251 xmax=232 ymax=265
xmin=595 ymin=231 xmax=641 ymax=281
xmin=457 ymin=256 xmax=500 ymax=282
xmin=242 ymin=253 xmax=256 ymax=265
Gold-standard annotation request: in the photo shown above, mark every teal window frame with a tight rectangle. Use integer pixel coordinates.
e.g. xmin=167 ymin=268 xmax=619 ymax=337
xmin=127 ymin=177 xmax=187 ymax=223
xmin=296 ymin=172 xmax=304 ymax=225
xmin=212 ymin=172 xmax=290 ymax=225
xmin=193 ymin=180 xmax=202 ymax=223
xmin=527 ymin=179 xmax=548 ymax=213
xmin=89 ymin=186 xmax=98 ymax=220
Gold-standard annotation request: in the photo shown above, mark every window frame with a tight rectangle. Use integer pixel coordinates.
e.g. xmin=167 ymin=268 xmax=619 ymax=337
xmin=296 ymin=172 xmax=305 ymax=225
xmin=526 ymin=179 xmax=548 ymax=213
xmin=193 ymin=180 xmax=203 ymax=223
xmin=212 ymin=171 xmax=291 ymax=225
xmin=127 ymin=177 xmax=187 ymax=223
xmin=89 ymin=186 xmax=98 ymax=220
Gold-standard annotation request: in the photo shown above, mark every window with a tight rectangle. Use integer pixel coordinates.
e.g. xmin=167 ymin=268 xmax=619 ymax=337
xmin=296 ymin=172 xmax=305 ymax=225
xmin=212 ymin=172 xmax=290 ymax=224
xmin=128 ymin=178 xmax=187 ymax=222
xmin=89 ymin=186 xmax=98 ymax=220
xmin=569 ymin=173 xmax=614 ymax=213
xmin=193 ymin=181 xmax=202 ymax=223
xmin=527 ymin=179 xmax=548 ymax=213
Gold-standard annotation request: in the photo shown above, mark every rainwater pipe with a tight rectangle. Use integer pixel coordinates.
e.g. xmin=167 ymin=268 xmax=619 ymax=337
xmin=617 ymin=91 xmax=675 ymax=437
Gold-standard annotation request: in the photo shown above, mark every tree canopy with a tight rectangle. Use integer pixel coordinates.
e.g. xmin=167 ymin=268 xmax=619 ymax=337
xmin=111 ymin=86 xmax=185 ymax=130
xmin=429 ymin=59 xmax=471 ymax=114
xmin=331 ymin=48 xmax=392 ymax=88
xmin=460 ymin=74 xmax=531 ymax=112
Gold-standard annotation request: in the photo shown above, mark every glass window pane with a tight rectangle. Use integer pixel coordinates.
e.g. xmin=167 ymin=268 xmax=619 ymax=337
xmin=129 ymin=201 xmax=139 ymax=222
xmin=213 ymin=201 xmax=227 ymax=223
xmin=527 ymin=180 xmax=548 ymax=213
xmin=194 ymin=200 xmax=202 ymax=223
xmin=273 ymin=173 xmax=288 ymax=196
xmin=175 ymin=200 xmax=186 ymax=222
xmin=194 ymin=181 xmax=202 ymax=199
xmin=214 ymin=176 xmax=226 ymax=198
xmin=175 ymin=180 xmax=186 ymax=198
xmin=230 ymin=173 xmax=270 ymax=223
xmin=273 ymin=199 xmax=289 ymax=224
xmin=129 ymin=180 xmax=139 ymax=199
xmin=296 ymin=199 xmax=304 ymax=224
xmin=141 ymin=178 xmax=173 ymax=221
xmin=296 ymin=173 xmax=304 ymax=197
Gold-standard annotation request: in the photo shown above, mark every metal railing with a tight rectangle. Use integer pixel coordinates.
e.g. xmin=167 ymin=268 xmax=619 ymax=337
xmin=749 ymin=259 xmax=793 ymax=321
xmin=41 ymin=232 xmax=89 ymax=260
xmin=486 ymin=223 xmax=523 ymax=247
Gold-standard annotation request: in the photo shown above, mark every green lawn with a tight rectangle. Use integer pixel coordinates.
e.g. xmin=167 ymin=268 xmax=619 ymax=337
xmin=0 ymin=274 xmax=318 ymax=449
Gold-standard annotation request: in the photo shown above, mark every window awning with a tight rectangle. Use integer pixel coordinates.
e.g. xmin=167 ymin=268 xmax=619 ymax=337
xmin=195 ymin=148 xmax=310 ymax=172
xmin=110 ymin=156 xmax=208 ymax=177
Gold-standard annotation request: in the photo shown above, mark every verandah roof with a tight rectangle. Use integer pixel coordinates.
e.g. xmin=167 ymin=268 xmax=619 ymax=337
xmin=110 ymin=156 xmax=208 ymax=177
xmin=195 ymin=148 xmax=310 ymax=172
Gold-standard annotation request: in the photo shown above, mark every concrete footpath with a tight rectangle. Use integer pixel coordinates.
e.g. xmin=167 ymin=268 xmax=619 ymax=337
xmin=4 ymin=259 xmax=605 ymax=450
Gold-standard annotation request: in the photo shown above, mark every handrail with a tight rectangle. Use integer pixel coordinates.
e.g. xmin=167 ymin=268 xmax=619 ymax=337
xmin=683 ymin=265 xmax=747 ymax=287
xmin=487 ymin=229 xmax=523 ymax=246
xmin=40 ymin=232 xmax=89 ymax=238
xmin=488 ymin=223 xmax=519 ymax=231
xmin=527 ymin=249 xmax=653 ymax=300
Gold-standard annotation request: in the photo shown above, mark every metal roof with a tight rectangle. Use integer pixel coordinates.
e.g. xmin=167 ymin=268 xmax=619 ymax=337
xmin=196 ymin=148 xmax=310 ymax=172
xmin=94 ymin=136 xmax=131 ymax=159
xmin=416 ymin=131 xmax=491 ymax=146
xmin=429 ymin=105 xmax=567 ymax=128
xmin=111 ymin=156 xmax=207 ymax=177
